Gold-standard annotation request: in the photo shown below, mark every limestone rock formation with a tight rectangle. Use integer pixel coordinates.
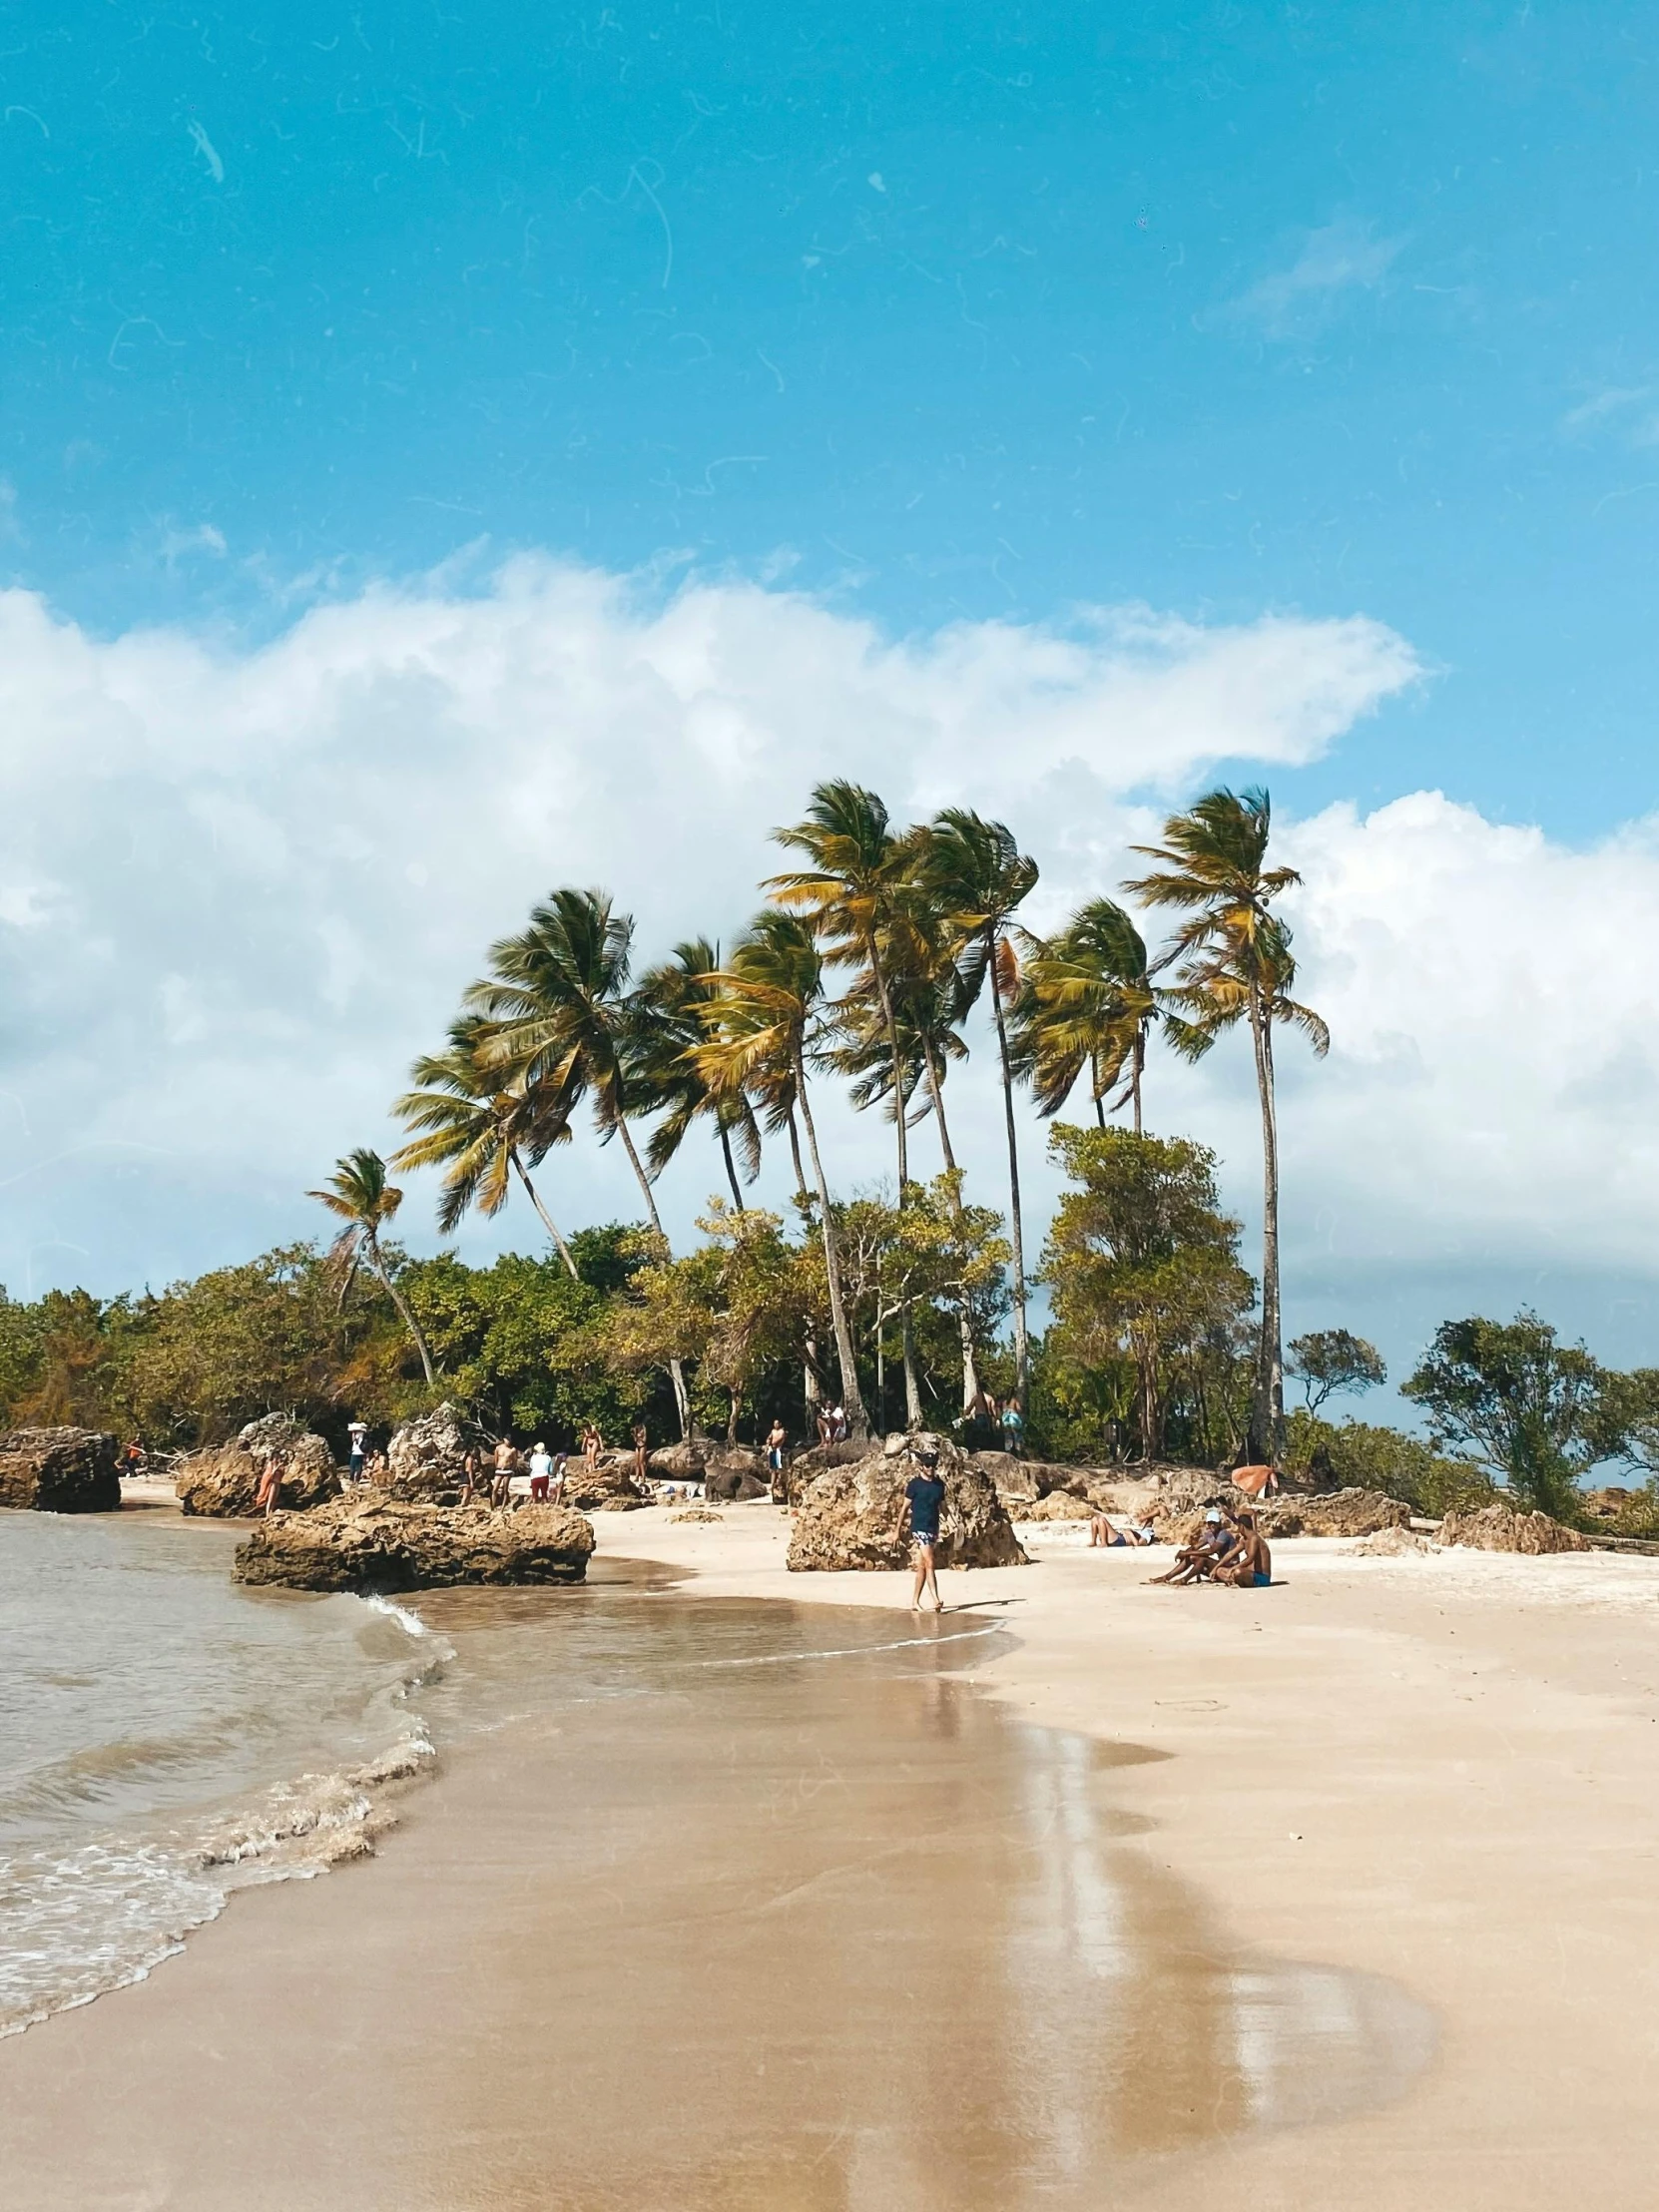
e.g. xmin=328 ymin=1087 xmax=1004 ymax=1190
xmin=385 ymin=1402 xmax=489 ymax=1501
xmin=0 ymin=1426 xmax=120 ymax=1513
xmin=1262 ymin=1488 xmax=1411 ymax=1539
xmin=704 ymin=1449 xmax=771 ymax=1502
xmin=176 ymin=1415 xmax=340 ymax=1517
xmin=1019 ymin=1490 xmax=1095 ymax=1522
xmin=233 ymin=1494 xmax=595 ymax=1591
xmin=1349 ymin=1525 xmax=1437 ymax=1557
xmin=787 ymin=1434 xmax=1027 ymax=1572
xmin=648 ymin=1440 xmax=710 ymax=1478
xmin=1437 ymin=1503 xmax=1589 ymax=1554
xmin=561 ymin=1453 xmax=652 ymax=1511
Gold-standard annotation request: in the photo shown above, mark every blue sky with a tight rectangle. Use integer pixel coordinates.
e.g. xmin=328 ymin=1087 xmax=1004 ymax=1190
xmin=6 ymin=3 xmax=1659 ymax=1394
xmin=6 ymin=2 xmax=1658 ymax=835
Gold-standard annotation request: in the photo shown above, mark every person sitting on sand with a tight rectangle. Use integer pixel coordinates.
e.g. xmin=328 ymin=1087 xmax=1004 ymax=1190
xmin=894 ymin=1438 xmax=947 ymax=1613
xmin=1089 ymin=1511 xmax=1155 ymax=1548
xmin=255 ymin=1449 xmax=284 ymax=1518
xmin=1213 ymin=1509 xmax=1274 ymax=1588
xmin=1150 ymin=1507 xmax=1239 ymax=1586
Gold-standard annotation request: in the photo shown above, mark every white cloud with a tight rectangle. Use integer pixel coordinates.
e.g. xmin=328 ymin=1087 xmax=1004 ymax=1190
xmin=1229 ymin=217 xmax=1402 ymax=338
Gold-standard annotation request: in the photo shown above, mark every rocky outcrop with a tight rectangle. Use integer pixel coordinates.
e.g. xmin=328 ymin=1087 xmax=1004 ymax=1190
xmin=233 ymin=1495 xmax=595 ymax=1591
xmin=1262 ymin=1488 xmax=1411 ymax=1539
xmin=385 ymin=1402 xmax=489 ymax=1501
xmin=561 ymin=1453 xmax=652 ymax=1511
xmin=705 ymin=1449 xmax=771 ymax=1502
xmin=0 ymin=1426 xmax=120 ymax=1513
xmin=648 ymin=1440 xmax=711 ymax=1478
xmin=1438 ymin=1503 xmax=1589 ymax=1555
xmin=176 ymin=1415 xmax=340 ymax=1517
xmin=1018 ymin=1490 xmax=1096 ymax=1522
xmin=787 ymin=1434 xmax=1028 ymax=1573
xmin=1349 ymin=1525 xmax=1437 ymax=1557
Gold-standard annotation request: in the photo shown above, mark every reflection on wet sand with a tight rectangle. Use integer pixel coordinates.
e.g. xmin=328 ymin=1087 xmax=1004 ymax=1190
xmin=390 ymin=1593 xmax=1434 ymax=2212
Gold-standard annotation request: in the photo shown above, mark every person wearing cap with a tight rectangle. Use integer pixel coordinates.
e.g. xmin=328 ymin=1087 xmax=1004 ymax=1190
xmin=1150 ymin=1505 xmax=1240 ymax=1585
xmin=893 ymin=1438 xmax=947 ymax=1612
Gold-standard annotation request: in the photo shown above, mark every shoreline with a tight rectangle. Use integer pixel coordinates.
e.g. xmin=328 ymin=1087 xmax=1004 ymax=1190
xmin=3 ymin=1498 xmax=1658 ymax=2206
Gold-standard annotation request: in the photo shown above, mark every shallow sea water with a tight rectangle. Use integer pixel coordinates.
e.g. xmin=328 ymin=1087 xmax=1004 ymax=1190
xmin=0 ymin=1510 xmax=1436 ymax=2207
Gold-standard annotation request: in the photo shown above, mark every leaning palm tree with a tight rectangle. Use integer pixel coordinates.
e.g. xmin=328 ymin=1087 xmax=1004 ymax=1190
xmin=770 ymin=780 xmax=922 ymax=1423
xmin=464 ymin=886 xmax=692 ymax=1437
xmin=1125 ymin=787 xmax=1329 ymax=1459
xmin=696 ymin=910 xmax=867 ymax=1438
xmin=1014 ymin=897 xmax=1162 ymax=1133
xmin=308 ymin=1147 xmax=437 ymax=1386
xmin=630 ymin=938 xmax=762 ymax=1212
xmin=915 ymin=808 xmax=1040 ymax=1405
xmin=389 ymin=1015 xmax=581 ymax=1279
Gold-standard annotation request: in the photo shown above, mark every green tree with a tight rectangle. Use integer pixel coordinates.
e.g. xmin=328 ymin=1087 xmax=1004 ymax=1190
xmin=1040 ymin=1126 xmax=1256 ymax=1463
xmin=1014 ymin=898 xmax=1162 ymax=1133
xmin=1401 ymin=1312 xmax=1611 ymax=1518
xmin=1287 ymin=1329 xmax=1387 ymax=1412
xmin=1283 ymin=1408 xmax=1493 ymax=1516
xmin=1125 ymin=787 xmax=1328 ymax=1460
xmin=770 ymin=780 xmax=923 ymax=1421
xmin=697 ymin=909 xmax=868 ymax=1435
xmin=916 ymin=808 xmax=1040 ymax=1407
xmin=307 ymin=1149 xmax=438 ymax=1387
xmin=631 ymin=938 xmax=762 ymax=1212
xmin=464 ymin=885 xmax=691 ymax=1435
xmin=390 ymin=1015 xmax=581 ymax=1278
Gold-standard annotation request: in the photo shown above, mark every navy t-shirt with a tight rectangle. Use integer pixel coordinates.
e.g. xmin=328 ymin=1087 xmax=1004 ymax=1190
xmin=905 ymin=1474 xmax=946 ymax=1539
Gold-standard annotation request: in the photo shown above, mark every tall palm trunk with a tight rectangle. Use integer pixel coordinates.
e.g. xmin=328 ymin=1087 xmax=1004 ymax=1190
xmin=613 ymin=1113 xmax=694 ymax=1439
xmin=785 ymin=1105 xmax=822 ymax=1426
xmin=864 ymin=934 xmax=921 ymax=1427
xmin=509 ymin=1151 xmax=580 ymax=1280
xmin=717 ymin=1122 xmax=746 ymax=1213
xmin=367 ymin=1231 xmax=437 ymax=1387
xmin=987 ymin=924 xmax=1030 ymax=1406
xmin=1247 ymin=992 xmax=1284 ymax=1461
xmin=1131 ymin=1027 xmax=1145 ymax=1137
xmin=794 ymin=1048 xmax=867 ymax=1438
xmin=918 ymin=1033 xmax=982 ymax=1415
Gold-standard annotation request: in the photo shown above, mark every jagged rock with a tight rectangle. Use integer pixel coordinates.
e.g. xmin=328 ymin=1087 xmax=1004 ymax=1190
xmin=1438 ymin=1503 xmax=1589 ymax=1555
xmin=671 ymin=1507 xmax=725 ymax=1523
xmin=1019 ymin=1490 xmax=1096 ymax=1522
xmin=768 ymin=1437 xmax=863 ymax=1504
xmin=233 ymin=1495 xmax=595 ymax=1591
xmin=1349 ymin=1525 xmax=1437 ymax=1557
xmin=705 ymin=1449 xmax=771 ymax=1502
xmin=1262 ymin=1489 xmax=1411 ymax=1539
xmin=384 ymin=1402 xmax=489 ymax=1501
xmin=176 ymin=1416 xmax=340 ymax=1517
xmin=561 ymin=1455 xmax=653 ymax=1511
xmin=648 ymin=1440 xmax=710 ymax=1477
xmin=0 ymin=1426 xmax=120 ymax=1513
xmin=787 ymin=1434 xmax=1028 ymax=1572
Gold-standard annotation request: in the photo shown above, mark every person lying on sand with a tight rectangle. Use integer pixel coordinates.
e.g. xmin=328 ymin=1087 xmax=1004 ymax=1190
xmin=1212 ymin=1509 xmax=1274 ymax=1588
xmin=1149 ymin=1507 xmax=1239 ymax=1585
xmin=1088 ymin=1512 xmax=1156 ymax=1547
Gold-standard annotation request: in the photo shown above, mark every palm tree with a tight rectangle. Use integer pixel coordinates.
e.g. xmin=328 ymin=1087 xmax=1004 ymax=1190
xmin=770 ymin=780 xmax=922 ymax=1423
xmin=308 ymin=1148 xmax=437 ymax=1386
xmin=695 ymin=909 xmax=867 ymax=1438
xmin=1125 ymin=787 xmax=1329 ymax=1459
xmin=1014 ymin=898 xmax=1162 ymax=1133
xmin=630 ymin=939 xmax=762 ymax=1212
xmin=464 ymin=886 xmax=692 ymax=1437
xmin=389 ymin=1016 xmax=582 ymax=1278
xmin=915 ymin=808 xmax=1040 ymax=1406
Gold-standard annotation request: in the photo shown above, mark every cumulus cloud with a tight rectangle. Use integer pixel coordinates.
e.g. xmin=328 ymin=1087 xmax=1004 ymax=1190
xmin=0 ymin=557 xmax=1421 ymax=1299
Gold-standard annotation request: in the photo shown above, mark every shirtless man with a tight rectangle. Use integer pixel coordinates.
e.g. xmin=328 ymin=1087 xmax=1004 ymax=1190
xmin=490 ymin=1437 xmax=519 ymax=1510
xmin=1150 ymin=1507 xmax=1238 ymax=1585
xmin=1213 ymin=1510 xmax=1273 ymax=1588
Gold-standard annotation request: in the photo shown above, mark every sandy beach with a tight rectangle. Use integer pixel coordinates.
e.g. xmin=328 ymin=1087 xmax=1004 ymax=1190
xmin=4 ymin=1500 xmax=1658 ymax=2209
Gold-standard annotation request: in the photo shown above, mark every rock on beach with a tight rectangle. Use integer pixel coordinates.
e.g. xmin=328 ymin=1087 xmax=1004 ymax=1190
xmin=384 ymin=1402 xmax=489 ymax=1501
xmin=1438 ymin=1503 xmax=1589 ymax=1554
xmin=176 ymin=1414 xmax=341 ymax=1517
xmin=233 ymin=1494 xmax=596 ymax=1592
xmin=0 ymin=1426 xmax=120 ymax=1513
xmin=787 ymin=1434 xmax=1027 ymax=1572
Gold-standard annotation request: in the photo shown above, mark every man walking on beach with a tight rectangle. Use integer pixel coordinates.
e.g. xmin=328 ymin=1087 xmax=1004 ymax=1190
xmin=894 ymin=1437 xmax=947 ymax=1612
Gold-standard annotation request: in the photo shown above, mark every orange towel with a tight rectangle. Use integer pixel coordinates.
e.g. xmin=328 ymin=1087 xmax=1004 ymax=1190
xmin=1231 ymin=1463 xmax=1276 ymax=1498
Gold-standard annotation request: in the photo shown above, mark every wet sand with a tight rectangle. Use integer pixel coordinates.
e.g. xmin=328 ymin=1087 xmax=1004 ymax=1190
xmin=4 ymin=1503 xmax=1658 ymax=2207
